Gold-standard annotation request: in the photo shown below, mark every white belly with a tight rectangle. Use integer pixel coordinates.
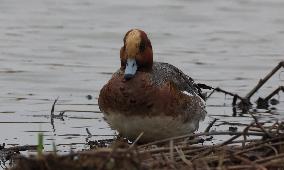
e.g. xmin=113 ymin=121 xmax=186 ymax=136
xmin=105 ymin=113 xmax=201 ymax=143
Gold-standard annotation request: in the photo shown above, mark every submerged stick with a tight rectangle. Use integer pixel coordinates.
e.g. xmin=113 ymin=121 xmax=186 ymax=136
xmin=207 ymin=87 xmax=244 ymax=101
xmin=1 ymin=145 xmax=37 ymax=152
xmin=0 ymin=145 xmax=38 ymax=166
xmin=50 ymin=97 xmax=59 ymax=116
xmin=198 ymin=62 xmax=284 ymax=111
xmin=245 ymin=61 xmax=284 ymax=100
xmin=264 ymin=86 xmax=284 ymax=101
xmin=204 ymin=118 xmax=217 ymax=133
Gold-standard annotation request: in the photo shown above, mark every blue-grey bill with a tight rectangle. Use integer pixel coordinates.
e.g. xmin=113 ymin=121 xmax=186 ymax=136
xmin=124 ymin=58 xmax=137 ymax=80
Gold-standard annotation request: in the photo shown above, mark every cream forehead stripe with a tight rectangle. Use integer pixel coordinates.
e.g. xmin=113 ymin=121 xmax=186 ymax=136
xmin=125 ymin=29 xmax=141 ymax=58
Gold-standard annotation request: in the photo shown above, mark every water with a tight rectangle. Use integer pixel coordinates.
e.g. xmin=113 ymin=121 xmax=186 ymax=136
xmin=0 ymin=0 xmax=283 ymax=153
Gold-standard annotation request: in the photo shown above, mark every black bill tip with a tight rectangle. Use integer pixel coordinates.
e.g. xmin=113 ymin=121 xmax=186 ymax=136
xmin=124 ymin=74 xmax=134 ymax=80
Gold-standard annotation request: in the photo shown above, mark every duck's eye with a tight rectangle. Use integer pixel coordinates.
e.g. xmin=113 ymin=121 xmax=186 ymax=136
xmin=139 ymin=41 xmax=145 ymax=52
xmin=132 ymin=63 xmax=135 ymax=67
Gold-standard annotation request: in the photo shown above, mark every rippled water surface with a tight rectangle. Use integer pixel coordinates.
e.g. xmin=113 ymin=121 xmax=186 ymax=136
xmin=0 ymin=0 xmax=283 ymax=152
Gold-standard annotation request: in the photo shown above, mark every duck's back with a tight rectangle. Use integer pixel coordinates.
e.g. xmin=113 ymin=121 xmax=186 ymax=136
xmin=150 ymin=62 xmax=202 ymax=98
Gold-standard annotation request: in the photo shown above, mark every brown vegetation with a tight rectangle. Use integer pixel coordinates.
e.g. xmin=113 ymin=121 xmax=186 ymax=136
xmin=9 ymin=118 xmax=284 ymax=170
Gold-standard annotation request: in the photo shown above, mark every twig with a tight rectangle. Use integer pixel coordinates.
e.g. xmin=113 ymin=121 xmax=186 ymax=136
xmin=1 ymin=145 xmax=37 ymax=152
xmin=245 ymin=61 xmax=284 ymax=100
xmin=175 ymin=146 xmax=193 ymax=167
xmin=235 ymin=136 xmax=284 ymax=155
xmin=220 ymin=134 xmax=242 ymax=146
xmin=139 ymin=131 xmax=266 ymax=148
xmin=0 ymin=145 xmax=38 ymax=167
xmin=204 ymin=118 xmax=217 ymax=133
xmin=226 ymin=164 xmax=262 ymax=170
xmin=129 ymin=132 xmax=144 ymax=148
xmin=207 ymin=87 xmax=244 ymax=101
xmin=264 ymin=143 xmax=278 ymax=155
xmin=233 ymin=154 xmax=266 ymax=170
xmin=217 ymin=149 xmax=225 ymax=169
xmin=264 ymin=86 xmax=284 ymax=101
xmin=169 ymin=140 xmax=174 ymax=162
xmin=191 ymin=147 xmax=216 ymax=161
xmin=232 ymin=95 xmax=238 ymax=107
xmin=198 ymin=62 xmax=283 ymax=110
xmin=242 ymin=122 xmax=255 ymax=148
xmin=86 ymin=128 xmax=92 ymax=137
xmin=50 ymin=97 xmax=59 ymax=116
xmin=161 ymin=153 xmax=176 ymax=169
xmin=255 ymin=153 xmax=284 ymax=164
xmin=249 ymin=113 xmax=273 ymax=138
xmin=268 ymin=121 xmax=279 ymax=133
xmin=196 ymin=83 xmax=214 ymax=90
xmin=59 ymin=111 xmax=66 ymax=117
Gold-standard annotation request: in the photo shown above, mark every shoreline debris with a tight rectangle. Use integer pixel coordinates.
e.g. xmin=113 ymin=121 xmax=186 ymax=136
xmin=202 ymin=61 xmax=284 ymax=112
xmin=8 ymin=117 xmax=284 ymax=170
xmin=0 ymin=145 xmax=37 ymax=169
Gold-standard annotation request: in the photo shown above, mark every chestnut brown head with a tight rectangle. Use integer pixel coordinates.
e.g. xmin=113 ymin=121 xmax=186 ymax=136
xmin=120 ymin=29 xmax=153 ymax=80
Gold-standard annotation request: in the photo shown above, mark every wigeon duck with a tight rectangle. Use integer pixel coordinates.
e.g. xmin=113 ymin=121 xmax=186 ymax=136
xmin=98 ymin=29 xmax=206 ymax=142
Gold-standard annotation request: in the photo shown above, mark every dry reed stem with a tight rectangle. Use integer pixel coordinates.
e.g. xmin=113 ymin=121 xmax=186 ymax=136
xmin=175 ymin=146 xmax=193 ymax=168
xmin=9 ymin=116 xmax=284 ymax=170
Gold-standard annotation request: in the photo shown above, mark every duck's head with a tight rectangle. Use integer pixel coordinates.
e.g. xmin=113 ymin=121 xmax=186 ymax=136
xmin=120 ymin=29 xmax=153 ymax=80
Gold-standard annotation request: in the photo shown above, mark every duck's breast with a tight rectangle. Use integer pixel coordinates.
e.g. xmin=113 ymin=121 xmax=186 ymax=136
xmin=98 ymin=64 xmax=206 ymax=142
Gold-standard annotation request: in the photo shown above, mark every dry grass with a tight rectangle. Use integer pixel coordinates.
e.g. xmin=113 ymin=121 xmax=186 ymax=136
xmin=9 ymin=119 xmax=284 ymax=170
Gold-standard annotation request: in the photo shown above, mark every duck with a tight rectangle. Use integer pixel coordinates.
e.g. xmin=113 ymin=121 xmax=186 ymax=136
xmin=98 ymin=29 xmax=206 ymax=143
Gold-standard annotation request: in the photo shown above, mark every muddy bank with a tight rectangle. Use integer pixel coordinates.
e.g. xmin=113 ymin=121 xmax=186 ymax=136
xmin=10 ymin=148 xmax=142 ymax=170
xmin=7 ymin=118 xmax=284 ymax=170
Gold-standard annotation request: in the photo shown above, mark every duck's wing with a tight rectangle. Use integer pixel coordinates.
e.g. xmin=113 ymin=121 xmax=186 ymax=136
xmin=150 ymin=62 xmax=204 ymax=99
